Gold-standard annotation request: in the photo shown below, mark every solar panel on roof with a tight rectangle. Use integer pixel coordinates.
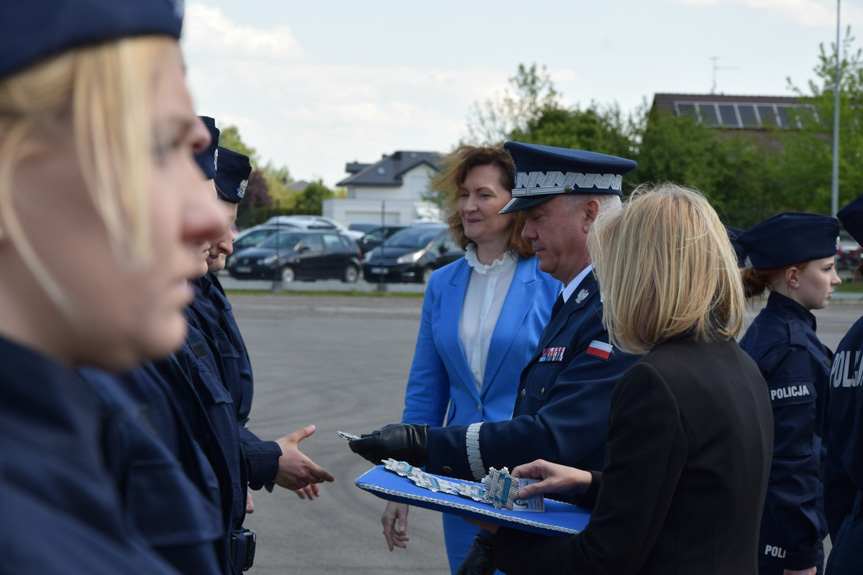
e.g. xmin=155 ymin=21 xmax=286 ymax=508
xmin=757 ymin=105 xmax=779 ymax=127
xmin=738 ymin=105 xmax=759 ymax=127
xmin=697 ymin=103 xmax=719 ymax=127
xmin=718 ymin=104 xmax=739 ymax=128
xmin=676 ymin=102 xmax=696 ymax=118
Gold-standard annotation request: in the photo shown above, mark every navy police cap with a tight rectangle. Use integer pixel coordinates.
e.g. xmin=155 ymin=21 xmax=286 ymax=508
xmin=737 ymin=212 xmax=839 ymax=269
xmin=725 ymin=226 xmax=748 ymax=267
xmin=1 ymin=0 xmax=184 ymax=80
xmin=838 ymin=194 xmax=863 ymax=246
xmin=215 ymin=147 xmax=252 ymax=205
xmin=195 ymin=116 xmax=220 ymax=180
xmin=499 ymin=142 xmax=637 ymax=214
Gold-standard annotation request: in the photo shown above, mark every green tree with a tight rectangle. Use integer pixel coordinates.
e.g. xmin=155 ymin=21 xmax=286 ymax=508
xmin=782 ymin=26 xmax=863 ymax=214
xmin=217 ymin=125 xmax=259 ymax=164
xmin=294 ymin=179 xmax=337 ymax=213
xmin=511 ymin=103 xmax=636 ymax=160
xmin=465 ymin=63 xmax=562 ymax=145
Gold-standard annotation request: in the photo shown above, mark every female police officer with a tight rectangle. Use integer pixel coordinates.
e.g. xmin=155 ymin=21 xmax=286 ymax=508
xmin=0 ymin=1 xmax=224 ymax=572
xmin=737 ymin=213 xmax=841 ymax=575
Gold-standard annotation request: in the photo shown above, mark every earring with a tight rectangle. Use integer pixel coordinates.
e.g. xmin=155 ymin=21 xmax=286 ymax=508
xmin=794 ymin=282 xmax=800 ymax=288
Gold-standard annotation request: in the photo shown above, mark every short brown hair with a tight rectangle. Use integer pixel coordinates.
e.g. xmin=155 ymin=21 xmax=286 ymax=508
xmin=589 ymin=183 xmax=745 ymax=355
xmin=437 ymin=145 xmax=533 ymax=258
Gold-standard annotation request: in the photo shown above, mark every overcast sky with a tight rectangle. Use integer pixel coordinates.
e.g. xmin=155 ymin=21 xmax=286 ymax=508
xmin=181 ymin=0 xmax=863 ymax=188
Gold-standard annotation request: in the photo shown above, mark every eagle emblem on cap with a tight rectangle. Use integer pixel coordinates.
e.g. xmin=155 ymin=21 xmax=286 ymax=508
xmin=237 ymin=179 xmax=248 ymax=198
xmin=575 ymin=289 xmax=589 ymax=304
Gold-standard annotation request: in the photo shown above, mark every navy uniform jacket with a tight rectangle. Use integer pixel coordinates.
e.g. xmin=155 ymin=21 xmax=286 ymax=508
xmin=78 ymin=367 xmax=223 ymax=575
xmin=191 ymin=275 xmax=281 ymax=489
xmin=425 ymin=273 xmax=639 ymax=480
xmin=494 ymin=337 xmax=774 ymax=575
xmin=740 ymin=292 xmax=830 ymax=572
xmin=825 ymin=315 xmax=863 ymax=535
xmin=0 ymin=337 xmax=176 ymax=574
xmin=153 ymin=314 xmax=247 ymax=573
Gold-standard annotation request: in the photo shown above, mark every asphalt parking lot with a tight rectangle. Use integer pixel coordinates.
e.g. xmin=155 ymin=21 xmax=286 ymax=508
xmin=230 ymin=290 xmax=863 ymax=574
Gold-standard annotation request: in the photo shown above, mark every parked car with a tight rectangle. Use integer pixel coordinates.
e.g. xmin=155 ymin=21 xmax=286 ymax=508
xmin=348 ymin=222 xmax=380 ymax=235
xmin=362 ymin=225 xmax=464 ymax=283
xmin=356 ymin=224 xmax=408 ymax=255
xmin=227 ymin=230 xmax=362 ymax=283
xmin=264 ymin=215 xmax=364 ymax=240
xmin=837 ymin=230 xmax=862 ymax=271
xmin=227 ymin=224 xmax=302 ymax=267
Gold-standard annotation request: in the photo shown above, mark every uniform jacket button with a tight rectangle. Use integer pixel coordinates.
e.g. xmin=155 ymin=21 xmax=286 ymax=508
xmin=540 ymin=387 xmax=545 ymax=396
xmin=520 ymin=389 xmax=526 ymax=399
xmin=476 ymin=403 xmax=481 ymax=410
xmin=442 ymin=466 xmax=453 ymax=476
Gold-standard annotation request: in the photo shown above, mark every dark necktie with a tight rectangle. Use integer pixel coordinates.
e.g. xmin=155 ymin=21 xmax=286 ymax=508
xmin=550 ymin=294 xmax=565 ymax=321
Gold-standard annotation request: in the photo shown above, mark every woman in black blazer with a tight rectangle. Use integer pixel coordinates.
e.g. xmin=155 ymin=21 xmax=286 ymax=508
xmin=484 ymin=183 xmax=775 ymax=575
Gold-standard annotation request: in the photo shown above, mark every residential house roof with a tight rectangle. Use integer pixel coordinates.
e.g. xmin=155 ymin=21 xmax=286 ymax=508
xmin=337 ymin=151 xmax=442 ymax=187
xmin=652 ymin=93 xmax=816 ymax=130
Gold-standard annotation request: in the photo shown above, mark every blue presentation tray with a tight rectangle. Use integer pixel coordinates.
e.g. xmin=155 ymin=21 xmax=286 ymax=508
xmin=355 ymin=465 xmax=590 ymax=536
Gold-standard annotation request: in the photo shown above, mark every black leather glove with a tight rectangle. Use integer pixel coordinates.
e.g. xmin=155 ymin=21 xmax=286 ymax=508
xmin=455 ymin=529 xmax=496 ymax=575
xmin=349 ymin=423 xmax=429 ymax=466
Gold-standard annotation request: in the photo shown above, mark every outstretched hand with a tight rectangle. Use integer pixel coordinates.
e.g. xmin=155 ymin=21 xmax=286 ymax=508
xmin=274 ymin=424 xmax=334 ymax=490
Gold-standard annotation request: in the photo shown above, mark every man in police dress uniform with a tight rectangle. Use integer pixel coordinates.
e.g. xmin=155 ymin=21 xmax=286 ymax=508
xmin=350 ymin=142 xmax=640 ymax=573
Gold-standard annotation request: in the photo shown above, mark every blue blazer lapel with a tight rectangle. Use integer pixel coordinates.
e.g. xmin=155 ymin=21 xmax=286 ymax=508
xmin=481 ymin=257 xmax=534 ymax=396
xmin=438 ymin=261 xmax=476 ymax=397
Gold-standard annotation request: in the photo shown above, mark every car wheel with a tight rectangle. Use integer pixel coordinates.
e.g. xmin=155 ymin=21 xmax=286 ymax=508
xmin=281 ymin=266 xmax=295 ymax=283
xmin=342 ymin=264 xmax=359 ymax=283
xmin=419 ymin=266 xmax=434 ymax=284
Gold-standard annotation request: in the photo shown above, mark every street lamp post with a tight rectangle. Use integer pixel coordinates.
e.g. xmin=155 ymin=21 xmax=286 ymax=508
xmin=832 ymin=0 xmax=841 ymax=217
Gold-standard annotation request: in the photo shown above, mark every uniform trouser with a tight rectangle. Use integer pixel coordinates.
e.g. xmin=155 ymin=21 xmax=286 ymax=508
xmin=826 ymin=492 xmax=863 ymax=575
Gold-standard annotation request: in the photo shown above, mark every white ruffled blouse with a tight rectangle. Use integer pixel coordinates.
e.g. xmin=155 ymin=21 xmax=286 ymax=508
xmin=459 ymin=244 xmax=518 ymax=393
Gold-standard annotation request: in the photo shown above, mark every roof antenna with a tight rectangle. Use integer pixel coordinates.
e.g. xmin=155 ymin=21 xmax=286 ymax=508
xmin=710 ymin=57 xmax=737 ymax=94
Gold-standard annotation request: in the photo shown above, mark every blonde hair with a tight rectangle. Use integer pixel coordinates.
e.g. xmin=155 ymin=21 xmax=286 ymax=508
xmin=0 ymin=36 xmax=170 ymax=309
xmin=589 ymin=183 xmax=745 ymax=355
xmin=438 ymin=145 xmax=534 ymax=258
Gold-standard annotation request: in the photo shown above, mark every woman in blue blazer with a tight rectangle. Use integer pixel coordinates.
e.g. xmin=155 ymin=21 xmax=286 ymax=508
xmin=380 ymin=146 xmax=560 ymax=573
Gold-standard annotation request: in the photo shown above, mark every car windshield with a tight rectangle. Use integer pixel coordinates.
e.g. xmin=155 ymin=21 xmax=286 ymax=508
xmin=258 ymin=232 xmax=304 ymax=251
xmin=383 ymin=226 xmax=444 ymax=249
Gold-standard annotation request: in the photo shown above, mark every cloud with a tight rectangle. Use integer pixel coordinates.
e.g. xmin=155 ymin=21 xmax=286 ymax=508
xmin=182 ymin=5 xmax=508 ymax=185
xmin=183 ymin=2 xmax=303 ymax=60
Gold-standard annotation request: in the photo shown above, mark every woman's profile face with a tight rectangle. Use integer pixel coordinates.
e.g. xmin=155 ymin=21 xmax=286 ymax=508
xmin=792 ymin=255 xmax=841 ymax=311
xmin=9 ymin=42 xmax=223 ymax=370
xmin=458 ymin=164 xmax=514 ymax=248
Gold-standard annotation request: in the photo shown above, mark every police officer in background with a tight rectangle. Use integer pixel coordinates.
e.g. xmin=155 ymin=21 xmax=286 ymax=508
xmin=190 ymin=143 xmax=333 ymax=499
xmin=165 ymin=130 xmax=332 ymax=572
xmin=737 ymin=214 xmax=840 ymax=575
xmin=350 ymin=142 xmax=641 ymax=574
xmin=824 ymin=194 xmax=863 ymax=575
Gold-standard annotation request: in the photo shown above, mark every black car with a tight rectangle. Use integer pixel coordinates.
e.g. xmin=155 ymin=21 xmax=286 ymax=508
xmin=227 ymin=230 xmax=362 ymax=283
xmin=356 ymin=225 xmax=408 ymax=255
xmin=226 ymin=224 xmax=301 ymax=267
xmin=362 ymin=225 xmax=464 ymax=283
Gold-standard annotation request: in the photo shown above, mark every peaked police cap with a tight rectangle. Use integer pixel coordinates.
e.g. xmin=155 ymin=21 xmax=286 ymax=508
xmin=499 ymin=142 xmax=637 ymax=214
